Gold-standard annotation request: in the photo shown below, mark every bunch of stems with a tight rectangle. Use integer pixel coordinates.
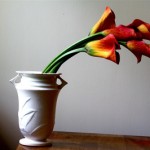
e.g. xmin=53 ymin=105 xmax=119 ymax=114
xmin=42 ymin=32 xmax=126 ymax=73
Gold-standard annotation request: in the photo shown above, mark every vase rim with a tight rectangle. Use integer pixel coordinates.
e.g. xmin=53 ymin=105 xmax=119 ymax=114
xmin=16 ymin=71 xmax=61 ymax=76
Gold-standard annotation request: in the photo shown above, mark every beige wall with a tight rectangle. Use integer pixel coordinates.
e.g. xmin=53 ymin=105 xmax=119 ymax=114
xmin=0 ymin=0 xmax=150 ymax=149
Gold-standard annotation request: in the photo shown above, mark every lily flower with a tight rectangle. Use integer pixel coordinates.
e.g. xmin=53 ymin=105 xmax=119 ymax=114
xmin=102 ymin=25 xmax=138 ymax=41
xmin=127 ymin=19 xmax=150 ymax=40
xmin=85 ymin=34 xmax=120 ymax=64
xmin=126 ymin=40 xmax=150 ymax=63
xmin=89 ymin=6 xmax=116 ymax=35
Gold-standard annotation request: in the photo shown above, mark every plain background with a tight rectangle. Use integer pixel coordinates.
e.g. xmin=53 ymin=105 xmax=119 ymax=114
xmin=0 ymin=0 xmax=150 ymax=149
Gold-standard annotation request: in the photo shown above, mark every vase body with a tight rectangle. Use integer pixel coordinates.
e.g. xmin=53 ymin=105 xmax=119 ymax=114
xmin=10 ymin=71 xmax=67 ymax=146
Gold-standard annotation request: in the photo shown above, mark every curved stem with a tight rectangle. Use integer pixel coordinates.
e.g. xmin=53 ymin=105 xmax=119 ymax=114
xmin=44 ymin=48 xmax=86 ymax=73
xmin=42 ymin=32 xmax=104 ymax=73
xmin=48 ymin=59 xmax=64 ymax=73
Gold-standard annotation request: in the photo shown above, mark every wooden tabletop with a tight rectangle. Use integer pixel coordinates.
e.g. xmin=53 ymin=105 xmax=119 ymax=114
xmin=16 ymin=131 xmax=150 ymax=150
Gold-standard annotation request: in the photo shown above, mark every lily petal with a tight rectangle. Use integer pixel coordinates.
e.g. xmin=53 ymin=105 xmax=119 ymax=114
xmin=137 ymin=24 xmax=150 ymax=40
xmin=128 ymin=19 xmax=150 ymax=30
xmin=127 ymin=19 xmax=150 ymax=40
xmin=127 ymin=40 xmax=150 ymax=63
xmin=102 ymin=25 xmax=138 ymax=41
xmin=85 ymin=34 xmax=120 ymax=64
xmin=89 ymin=6 xmax=116 ymax=35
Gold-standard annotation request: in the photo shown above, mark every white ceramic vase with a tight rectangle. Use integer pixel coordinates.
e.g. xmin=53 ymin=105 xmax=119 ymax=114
xmin=10 ymin=71 xmax=67 ymax=146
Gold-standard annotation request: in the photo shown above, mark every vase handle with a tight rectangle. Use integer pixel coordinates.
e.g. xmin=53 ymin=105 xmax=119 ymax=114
xmin=57 ymin=76 xmax=67 ymax=89
xmin=10 ymin=74 xmax=22 ymax=85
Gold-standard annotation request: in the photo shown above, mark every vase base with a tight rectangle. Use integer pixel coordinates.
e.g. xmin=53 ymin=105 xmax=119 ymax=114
xmin=19 ymin=138 xmax=52 ymax=146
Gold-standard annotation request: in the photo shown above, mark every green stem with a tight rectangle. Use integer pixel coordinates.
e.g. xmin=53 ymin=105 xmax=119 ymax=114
xmin=119 ymin=41 xmax=127 ymax=47
xmin=48 ymin=59 xmax=64 ymax=73
xmin=42 ymin=32 xmax=104 ymax=73
xmin=45 ymin=47 xmax=86 ymax=73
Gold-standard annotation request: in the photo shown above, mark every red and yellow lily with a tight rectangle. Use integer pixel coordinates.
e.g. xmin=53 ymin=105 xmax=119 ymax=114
xmin=89 ymin=6 xmax=116 ymax=35
xmin=89 ymin=7 xmax=143 ymax=41
xmin=85 ymin=34 xmax=120 ymax=64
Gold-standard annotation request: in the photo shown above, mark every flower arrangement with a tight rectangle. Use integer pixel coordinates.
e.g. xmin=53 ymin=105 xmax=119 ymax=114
xmin=42 ymin=6 xmax=150 ymax=73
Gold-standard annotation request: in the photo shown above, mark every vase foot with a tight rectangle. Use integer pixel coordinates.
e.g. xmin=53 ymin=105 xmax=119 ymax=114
xmin=19 ymin=138 xmax=52 ymax=146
